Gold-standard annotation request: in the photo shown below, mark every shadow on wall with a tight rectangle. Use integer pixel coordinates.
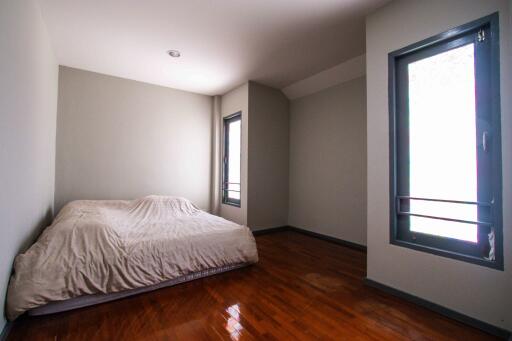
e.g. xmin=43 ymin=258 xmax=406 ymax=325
xmin=3 ymin=206 xmax=53 ymax=324
xmin=14 ymin=207 xmax=53 ymax=258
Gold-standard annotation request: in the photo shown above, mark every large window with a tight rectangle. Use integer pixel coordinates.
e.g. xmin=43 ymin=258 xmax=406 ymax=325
xmin=389 ymin=13 xmax=503 ymax=269
xmin=222 ymin=112 xmax=242 ymax=207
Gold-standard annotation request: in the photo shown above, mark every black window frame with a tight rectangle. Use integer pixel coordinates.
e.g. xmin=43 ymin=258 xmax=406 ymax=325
xmin=222 ymin=112 xmax=242 ymax=207
xmin=389 ymin=13 xmax=503 ymax=270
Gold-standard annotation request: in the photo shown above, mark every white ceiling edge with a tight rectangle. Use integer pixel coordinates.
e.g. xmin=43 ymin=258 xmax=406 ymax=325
xmin=282 ymin=54 xmax=366 ymax=100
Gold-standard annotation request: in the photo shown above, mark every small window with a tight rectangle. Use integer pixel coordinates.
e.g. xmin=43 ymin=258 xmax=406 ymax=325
xmin=389 ymin=13 xmax=503 ymax=269
xmin=222 ymin=112 xmax=242 ymax=207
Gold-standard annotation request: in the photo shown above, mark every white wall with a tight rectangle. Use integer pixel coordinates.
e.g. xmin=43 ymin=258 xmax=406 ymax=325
xmin=55 ymin=67 xmax=212 ymax=212
xmin=219 ymin=83 xmax=249 ymax=225
xmin=366 ymin=0 xmax=511 ymax=330
xmin=0 ymin=0 xmax=58 ymax=328
xmin=289 ymin=77 xmax=367 ymax=245
xmin=248 ymin=82 xmax=289 ymax=230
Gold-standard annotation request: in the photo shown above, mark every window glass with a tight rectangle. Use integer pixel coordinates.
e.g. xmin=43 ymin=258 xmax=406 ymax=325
xmin=227 ymin=119 xmax=241 ymax=200
xmin=408 ymin=44 xmax=478 ymax=242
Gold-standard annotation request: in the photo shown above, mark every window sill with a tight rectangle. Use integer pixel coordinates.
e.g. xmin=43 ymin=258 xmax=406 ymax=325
xmin=222 ymin=201 xmax=241 ymax=208
xmin=390 ymin=239 xmax=503 ymax=271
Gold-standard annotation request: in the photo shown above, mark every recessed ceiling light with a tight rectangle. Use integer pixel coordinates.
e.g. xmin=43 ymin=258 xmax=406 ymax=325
xmin=167 ymin=50 xmax=181 ymax=58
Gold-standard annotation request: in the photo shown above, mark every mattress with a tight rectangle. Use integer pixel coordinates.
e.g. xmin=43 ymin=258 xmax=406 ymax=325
xmin=6 ymin=196 xmax=258 ymax=320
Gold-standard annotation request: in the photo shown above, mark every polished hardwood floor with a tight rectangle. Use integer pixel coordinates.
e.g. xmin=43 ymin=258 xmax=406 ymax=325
xmin=8 ymin=231 xmax=498 ymax=340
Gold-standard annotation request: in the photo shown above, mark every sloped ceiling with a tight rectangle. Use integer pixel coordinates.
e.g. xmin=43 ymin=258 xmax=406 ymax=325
xmin=38 ymin=0 xmax=390 ymax=95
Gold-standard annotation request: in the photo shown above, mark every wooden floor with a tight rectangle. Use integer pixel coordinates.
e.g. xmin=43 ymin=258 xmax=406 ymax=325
xmin=8 ymin=231 xmax=498 ymax=340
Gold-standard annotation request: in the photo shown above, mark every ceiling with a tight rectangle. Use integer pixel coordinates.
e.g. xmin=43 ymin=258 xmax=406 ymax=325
xmin=38 ymin=0 xmax=389 ymax=95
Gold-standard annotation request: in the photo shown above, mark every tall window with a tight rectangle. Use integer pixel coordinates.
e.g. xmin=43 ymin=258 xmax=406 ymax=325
xmin=222 ymin=112 xmax=242 ymax=207
xmin=389 ymin=13 xmax=503 ymax=269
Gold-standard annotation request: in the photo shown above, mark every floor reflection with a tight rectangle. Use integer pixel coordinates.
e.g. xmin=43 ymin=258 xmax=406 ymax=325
xmin=225 ymin=304 xmax=243 ymax=340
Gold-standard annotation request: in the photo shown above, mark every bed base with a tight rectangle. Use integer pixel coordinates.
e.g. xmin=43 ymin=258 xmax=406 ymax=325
xmin=28 ymin=263 xmax=249 ymax=316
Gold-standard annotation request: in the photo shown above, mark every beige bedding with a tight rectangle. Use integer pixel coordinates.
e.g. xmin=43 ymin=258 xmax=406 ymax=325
xmin=6 ymin=196 xmax=258 ymax=320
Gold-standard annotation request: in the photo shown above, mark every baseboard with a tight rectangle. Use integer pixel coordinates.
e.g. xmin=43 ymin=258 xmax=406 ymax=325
xmin=364 ymin=278 xmax=511 ymax=340
xmin=288 ymin=226 xmax=367 ymax=252
xmin=251 ymin=226 xmax=289 ymax=236
xmin=0 ymin=321 xmax=12 ymax=341
xmin=252 ymin=225 xmax=367 ymax=252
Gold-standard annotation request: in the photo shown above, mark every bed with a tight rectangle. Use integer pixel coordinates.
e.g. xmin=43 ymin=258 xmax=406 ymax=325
xmin=6 ymin=195 xmax=258 ymax=320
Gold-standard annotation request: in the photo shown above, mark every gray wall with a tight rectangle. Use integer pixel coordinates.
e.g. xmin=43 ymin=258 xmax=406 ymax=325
xmin=366 ymin=0 xmax=511 ymax=330
xmin=210 ymin=96 xmax=222 ymax=214
xmin=248 ymin=82 xmax=290 ymax=230
xmin=288 ymin=77 xmax=367 ymax=245
xmin=55 ymin=67 xmax=213 ymax=212
xmin=0 ymin=0 xmax=58 ymax=328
